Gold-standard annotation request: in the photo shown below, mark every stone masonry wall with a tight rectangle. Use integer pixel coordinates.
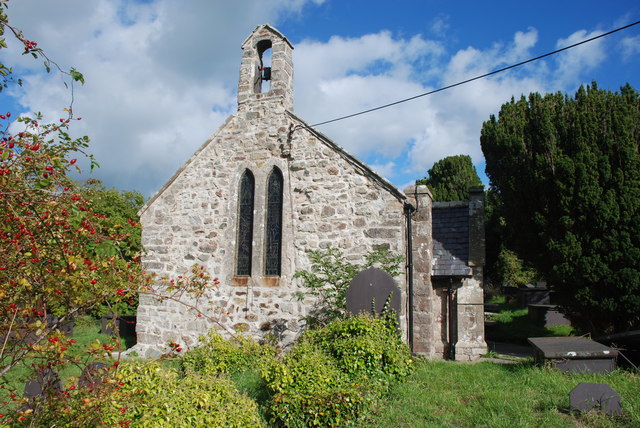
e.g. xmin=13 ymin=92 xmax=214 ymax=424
xmin=131 ymin=23 xmax=477 ymax=361
xmin=403 ymin=185 xmax=447 ymax=358
xmin=134 ymin=103 xmax=408 ymax=357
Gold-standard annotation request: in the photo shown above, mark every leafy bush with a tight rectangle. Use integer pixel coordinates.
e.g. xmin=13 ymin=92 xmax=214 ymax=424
xmin=262 ymin=342 xmax=370 ymax=427
xmin=262 ymin=314 xmax=414 ymax=427
xmin=293 ymin=247 xmax=404 ymax=327
xmin=18 ymin=360 xmax=265 ymax=427
xmin=180 ymin=330 xmax=274 ymax=376
xmin=113 ymin=361 xmax=264 ymax=427
xmin=304 ymin=314 xmax=413 ymax=381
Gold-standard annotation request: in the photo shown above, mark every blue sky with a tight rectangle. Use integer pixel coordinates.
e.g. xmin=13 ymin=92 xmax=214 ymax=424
xmin=1 ymin=0 xmax=639 ymax=196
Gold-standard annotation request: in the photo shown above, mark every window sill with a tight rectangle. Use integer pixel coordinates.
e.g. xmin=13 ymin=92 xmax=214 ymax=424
xmin=231 ymin=276 xmax=280 ymax=287
xmin=231 ymin=276 xmax=250 ymax=286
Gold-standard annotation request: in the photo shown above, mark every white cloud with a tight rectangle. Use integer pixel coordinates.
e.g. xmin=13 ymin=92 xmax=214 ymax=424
xmin=293 ymin=27 xmax=550 ymax=182
xmin=429 ymin=15 xmax=450 ymax=38
xmin=553 ymin=29 xmax=606 ymax=88
xmin=621 ymin=35 xmax=640 ymax=60
xmin=0 ymin=0 xmax=325 ymax=196
xmin=294 ymin=31 xmax=444 ymax=161
xmin=368 ymin=160 xmax=396 ymax=178
xmin=0 ymin=1 xmax=626 ymax=195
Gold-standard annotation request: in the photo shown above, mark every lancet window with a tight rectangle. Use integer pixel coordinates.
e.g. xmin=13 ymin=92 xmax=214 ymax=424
xmin=264 ymin=167 xmax=283 ymax=276
xmin=236 ymin=170 xmax=255 ymax=276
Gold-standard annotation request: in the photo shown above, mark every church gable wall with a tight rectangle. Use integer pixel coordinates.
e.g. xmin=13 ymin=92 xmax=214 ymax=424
xmin=287 ymin=127 xmax=406 ymax=259
xmin=133 ymin=24 xmax=485 ymax=362
xmin=136 ymin=106 xmax=408 ymax=356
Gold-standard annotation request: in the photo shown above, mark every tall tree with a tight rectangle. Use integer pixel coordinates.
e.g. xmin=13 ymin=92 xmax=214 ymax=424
xmin=481 ymin=82 xmax=640 ymax=335
xmin=484 ymin=187 xmax=539 ymax=290
xmin=81 ymin=179 xmax=145 ymax=260
xmin=417 ymin=155 xmax=482 ymax=201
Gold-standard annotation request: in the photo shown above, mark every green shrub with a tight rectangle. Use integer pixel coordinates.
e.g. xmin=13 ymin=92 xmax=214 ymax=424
xmin=262 ymin=315 xmax=414 ymax=427
xmin=114 ymin=361 xmax=264 ymax=427
xmin=16 ymin=360 xmax=264 ymax=427
xmin=262 ymin=342 xmax=370 ymax=427
xmin=304 ymin=314 xmax=414 ymax=381
xmin=293 ymin=247 xmax=404 ymax=327
xmin=180 ymin=330 xmax=274 ymax=375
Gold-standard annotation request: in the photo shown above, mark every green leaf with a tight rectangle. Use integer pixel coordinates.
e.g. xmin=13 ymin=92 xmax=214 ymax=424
xmin=70 ymin=67 xmax=85 ymax=84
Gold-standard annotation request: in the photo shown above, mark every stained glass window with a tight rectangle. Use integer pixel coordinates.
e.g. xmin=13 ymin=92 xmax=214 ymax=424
xmin=236 ymin=170 xmax=254 ymax=276
xmin=264 ymin=167 xmax=283 ymax=276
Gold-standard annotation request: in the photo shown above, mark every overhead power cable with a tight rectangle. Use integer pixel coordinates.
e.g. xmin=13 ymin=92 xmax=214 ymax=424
xmin=309 ymin=20 xmax=640 ymax=128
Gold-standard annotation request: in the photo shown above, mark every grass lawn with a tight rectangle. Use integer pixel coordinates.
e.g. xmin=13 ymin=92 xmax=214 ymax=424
xmin=5 ymin=315 xmax=637 ymax=428
xmin=363 ymin=359 xmax=640 ymax=428
xmin=485 ymin=299 xmax=574 ymax=343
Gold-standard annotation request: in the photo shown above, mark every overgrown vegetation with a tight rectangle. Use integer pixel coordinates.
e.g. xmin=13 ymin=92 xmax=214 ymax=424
xmin=180 ymin=330 xmax=275 ymax=376
xmin=293 ymin=247 xmax=403 ymax=328
xmin=19 ymin=359 xmax=265 ymax=427
xmin=263 ymin=314 xmax=414 ymax=427
xmin=6 ymin=315 xmax=637 ymax=427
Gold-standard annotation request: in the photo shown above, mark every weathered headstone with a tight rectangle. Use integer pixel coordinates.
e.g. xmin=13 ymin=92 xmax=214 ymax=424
xmin=78 ymin=362 xmax=109 ymax=390
xmin=101 ymin=314 xmax=137 ymax=337
xmin=346 ymin=267 xmax=400 ymax=323
xmin=528 ymin=304 xmax=570 ymax=327
xmin=570 ymin=382 xmax=622 ymax=416
xmin=23 ymin=368 xmax=61 ymax=409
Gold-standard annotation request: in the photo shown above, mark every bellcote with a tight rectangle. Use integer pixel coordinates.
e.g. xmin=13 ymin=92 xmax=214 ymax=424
xmin=237 ymin=24 xmax=294 ymax=112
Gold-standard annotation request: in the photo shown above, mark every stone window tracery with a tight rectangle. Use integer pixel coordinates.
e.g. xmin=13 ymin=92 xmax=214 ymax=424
xmin=236 ymin=170 xmax=255 ymax=276
xmin=264 ymin=167 xmax=283 ymax=276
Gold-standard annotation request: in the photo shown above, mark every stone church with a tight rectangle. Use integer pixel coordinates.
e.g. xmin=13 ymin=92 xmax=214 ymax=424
xmin=133 ymin=24 xmax=487 ymax=361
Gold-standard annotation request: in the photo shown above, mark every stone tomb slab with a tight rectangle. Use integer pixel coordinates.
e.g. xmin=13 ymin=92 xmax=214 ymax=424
xmin=570 ymin=382 xmax=622 ymax=416
xmin=528 ymin=337 xmax=618 ymax=374
xmin=527 ymin=304 xmax=570 ymax=327
xmin=346 ymin=267 xmax=400 ymax=322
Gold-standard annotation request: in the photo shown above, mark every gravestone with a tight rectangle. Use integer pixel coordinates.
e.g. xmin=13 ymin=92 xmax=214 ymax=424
xmin=570 ymin=382 xmax=622 ymax=416
xmin=23 ymin=368 xmax=61 ymax=409
xmin=78 ymin=362 xmax=109 ymax=390
xmin=528 ymin=337 xmax=618 ymax=373
xmin=517 ymin=285 xmax=550 ymax=308
xmin=345 ymin=267 xmax=401 ymax=323
xmin=101 ymin=314 xmax=137 ymax=337
xmin=527 ymin=304 xmax=570 ymax=327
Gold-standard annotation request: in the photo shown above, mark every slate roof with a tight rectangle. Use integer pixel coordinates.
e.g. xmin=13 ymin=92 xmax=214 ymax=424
xmin=432 ymin=202 xmax=471 ymax=277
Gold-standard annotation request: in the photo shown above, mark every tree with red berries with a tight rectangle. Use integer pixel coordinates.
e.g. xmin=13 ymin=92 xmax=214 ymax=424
xmin=0 ymin=3 xmax=217 ymax=424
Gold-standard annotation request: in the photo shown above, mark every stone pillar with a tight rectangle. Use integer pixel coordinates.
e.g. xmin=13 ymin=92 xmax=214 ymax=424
xmin=404 ymin=185 xmax=443 ymax=358
xmin=468 ymin=186 xmax=485 ymax=268
xmin=455 ymin=186 xmax=487 ymax=361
